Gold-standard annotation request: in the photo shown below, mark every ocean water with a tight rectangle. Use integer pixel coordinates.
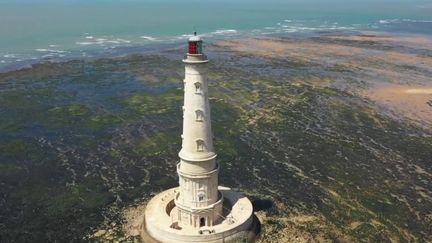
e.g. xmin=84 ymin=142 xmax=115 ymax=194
xmin=0 ymin=0 xmax=431 ymax=69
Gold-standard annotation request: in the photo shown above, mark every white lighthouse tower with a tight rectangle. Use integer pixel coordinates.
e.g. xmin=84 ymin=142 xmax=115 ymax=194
xmin=142 ymin=34 xmax=258 ymax=243
xmin=176 ymin=33 xmax=224 ymax=229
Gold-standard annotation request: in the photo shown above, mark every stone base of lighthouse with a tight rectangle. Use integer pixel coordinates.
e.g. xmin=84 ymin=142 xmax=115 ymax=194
xmin=141 ymin=186 xmax=259 ymax=243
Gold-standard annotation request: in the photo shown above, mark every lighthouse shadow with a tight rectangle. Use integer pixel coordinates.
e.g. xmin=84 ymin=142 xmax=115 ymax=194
xmin=250 ymin=198 xmax=274 ymax=237
xmin=251 ymin=199 xmax=273 ymax=212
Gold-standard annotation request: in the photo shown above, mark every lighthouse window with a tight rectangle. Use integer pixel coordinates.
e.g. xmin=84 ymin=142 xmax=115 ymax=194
xmin=196 ymin=140 xmax=205 ymax=152
xmin=198 ymin=192 xmax=206 ymax=202
xmin=195 ymin=110 xmax=204 ymax=121
xmin=194 ymin=82 xmax=202 ymax=94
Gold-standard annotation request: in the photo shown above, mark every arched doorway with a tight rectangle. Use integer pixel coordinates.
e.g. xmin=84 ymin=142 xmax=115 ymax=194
xmin=200 ymin=217 xmax=205 ymax=227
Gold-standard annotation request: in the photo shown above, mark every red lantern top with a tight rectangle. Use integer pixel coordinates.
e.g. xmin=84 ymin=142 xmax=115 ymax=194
xmin=188 ymin=32 xmax=203 ymax=55
xmin=183 ymin=32 xmax=208 ymax=64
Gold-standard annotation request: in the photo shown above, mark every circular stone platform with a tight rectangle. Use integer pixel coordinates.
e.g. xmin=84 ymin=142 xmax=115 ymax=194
xmin=141 ymin=186 xmax=259 ymax=243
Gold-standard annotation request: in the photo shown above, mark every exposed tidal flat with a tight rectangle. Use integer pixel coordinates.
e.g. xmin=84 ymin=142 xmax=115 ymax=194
xmin=0 ymin=31 xmax=431 ymax=242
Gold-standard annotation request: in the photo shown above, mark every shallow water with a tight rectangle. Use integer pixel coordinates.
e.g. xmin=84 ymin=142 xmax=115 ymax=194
xmin=0 ymin=0 xmax=431 ymax=70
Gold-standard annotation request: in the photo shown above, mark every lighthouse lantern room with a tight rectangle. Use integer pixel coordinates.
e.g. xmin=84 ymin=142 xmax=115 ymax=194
xmin=188 ymin=32 xmax=203 ymax=54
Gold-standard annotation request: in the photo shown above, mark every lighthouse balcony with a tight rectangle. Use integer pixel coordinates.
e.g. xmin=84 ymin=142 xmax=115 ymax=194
xmin=177 ymin=162 xmax=219 ymax=178
xmin=179 ymin=150 xmax=216 ymax=162
xmin=183 ymin=54 xmax=208 ymax=64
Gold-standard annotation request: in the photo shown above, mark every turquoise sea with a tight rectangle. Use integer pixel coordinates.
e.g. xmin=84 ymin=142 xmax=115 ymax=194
xmin=0 ymin=0 xmax=431 ymax=70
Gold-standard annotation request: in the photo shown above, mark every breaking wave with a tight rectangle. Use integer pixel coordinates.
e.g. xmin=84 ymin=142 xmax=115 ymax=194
xmin=35 ymin=49 xmax=67 ymax=53
xmin=2 ymin=18 xmax=432 ymax=72
xmin=378 ymin=19 xmax=432 ymax=24
xmin=211 ymin=29 xmax=238 ymax=35
xmin=76 ymin=37 xmax=132 ymax=46
xmin=140 ymin=36 xmax=158 ymax=41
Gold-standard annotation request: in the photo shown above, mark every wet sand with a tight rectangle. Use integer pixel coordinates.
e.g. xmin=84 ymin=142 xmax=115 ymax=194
xmin=362 ymin=84 xmax=432 ymax=127
xmin=216 ymin=32 xmax=432 ymax=128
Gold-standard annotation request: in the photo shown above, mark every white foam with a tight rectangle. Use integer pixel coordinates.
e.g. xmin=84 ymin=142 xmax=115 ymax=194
xmin=76 ymin=41 xmax=94 ymax=46
xmin=212 ymin=29 xmax=238 ymax=35
xmin=42 ymin=54 xmax=55 ymax=58
xmin=77 ymin=37 xmax=132 ymax=46
xmin=49 ymin=44 xmax=57 ymax=48
xmin=269 ymin=20 xmax=339 ymax=34
xmin=0 ymin=60 xmax=5 ymax=63
xmin=3 ymin=54 xmax=16 ymax=58
xmin=270 ymin=23 xmax=356 ymax=34
xmin=107 ymin=40 xmax=120 ymax=44
xmin=379 ymin=19 xmax=432 ymax=24
xmin=328 ymin=26 xmax=354 ymax=30
xmin=140 ymin=35 xmax=157 ymax=41
xmin=40 ymin=53 xmax=65 ymax=58
xmin=35 ymin=48 xmax=67 ymax=53
xmin=402 ymin=19 xmax=432 ymax=23
xmin=176 ymin=34 xmax=194 ymax=40
xmin=85 ymin=36 xmax=94 ymax=39
xmin=116 ymin=38 xmax=131 ymax=43
xmin=379 ymin=20 xmax=392 ymax=24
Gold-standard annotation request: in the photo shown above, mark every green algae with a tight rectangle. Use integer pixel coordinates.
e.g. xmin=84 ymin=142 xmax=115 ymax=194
xmin=216 ymin=76 xmax=432 ymax=241
xmin=135 ymin=130 xmax=181 ymax=157
xmin=88 ymin=113 xmax=122 ymax=129
xmin=0 ymin=119 xmax=21 ymax=132
xmin=47 ymin=181 xmax=113 ymax=215
xmin=0 ymin=163 xmax=23 ymax=174
xmin=49 ymin=104 xmax=90 ymax=117
xmin=78 ymin=136 xmax=99 ymax=149
xmin=211 ymin=100 xmax=245 ymax=166
xmin=122 ymin=89 xmax=182 ymax=115
xmin=43 ymin=104 xmax=92 ymax=128
xmin=109 ymin=148 xmax=123 ymax=160
xmin=43 ymin=105 xmax=123 ymax=130
xmin=0 ymin=140 xmax=45 ymax=162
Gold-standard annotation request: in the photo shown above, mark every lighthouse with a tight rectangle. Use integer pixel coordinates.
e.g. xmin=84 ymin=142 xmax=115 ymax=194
xmin=141 ymin=34 xmax=258 ymax=243
xmin=176 ymin=33 xmax=223 ymax=229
